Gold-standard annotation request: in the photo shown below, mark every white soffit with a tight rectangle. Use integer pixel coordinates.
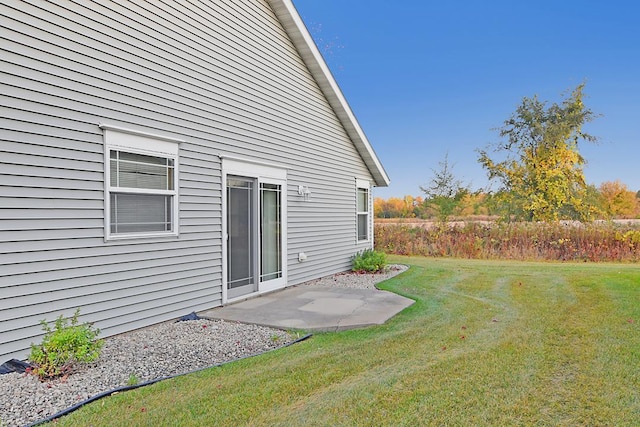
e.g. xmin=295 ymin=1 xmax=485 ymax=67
xmin=267 ymin=0 xmax=391 ymax=187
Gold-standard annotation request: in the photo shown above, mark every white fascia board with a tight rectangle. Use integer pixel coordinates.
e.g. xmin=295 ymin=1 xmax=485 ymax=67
xmin=267 ymin=0 xmax=390 ymax=187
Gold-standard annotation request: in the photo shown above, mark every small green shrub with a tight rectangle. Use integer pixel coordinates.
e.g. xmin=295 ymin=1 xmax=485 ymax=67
xmin=352 ymin=249 xmax=387 ymax=273
xmin=29 ymin=309 xmax=103 ymax=379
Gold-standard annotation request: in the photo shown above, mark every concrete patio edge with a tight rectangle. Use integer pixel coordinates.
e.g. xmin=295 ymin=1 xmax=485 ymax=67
xmin=199 ymin=285 xmax=415 ymax=332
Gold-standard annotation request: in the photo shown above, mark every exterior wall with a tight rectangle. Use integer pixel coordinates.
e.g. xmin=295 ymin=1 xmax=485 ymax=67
xmin=0 ymin=0 xmax=376 ymax=360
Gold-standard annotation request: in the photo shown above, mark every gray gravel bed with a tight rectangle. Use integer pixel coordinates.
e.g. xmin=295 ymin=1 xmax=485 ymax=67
xmin=303 ymin=264 xmax=408 ymax=289
xmin=0 ymin=320 xmax=295 ymax=427
xmin=0 ymin=264 xmax=408 ymax=427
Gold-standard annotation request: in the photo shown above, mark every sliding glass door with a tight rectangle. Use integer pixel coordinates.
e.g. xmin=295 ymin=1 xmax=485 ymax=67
xmin=226 ymin=176 xmax=283 ymax=299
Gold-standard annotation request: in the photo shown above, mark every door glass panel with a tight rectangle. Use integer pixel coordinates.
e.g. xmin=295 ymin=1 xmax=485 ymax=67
xmin=227 ymin=177 xmax=256 ymax=295
xmin=260 ymin=183 xmax=282 ymax=282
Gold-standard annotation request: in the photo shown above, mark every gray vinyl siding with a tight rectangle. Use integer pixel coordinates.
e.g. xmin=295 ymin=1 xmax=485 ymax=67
xmin=0 ymin=0 xmax=376 ymax=360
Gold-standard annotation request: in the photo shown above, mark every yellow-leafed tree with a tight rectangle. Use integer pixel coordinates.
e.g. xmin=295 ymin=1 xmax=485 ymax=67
xmin=478 ymin=84 xmax=598 ymax=221
xmin=599 ymin=180 xmax=640 ymax=219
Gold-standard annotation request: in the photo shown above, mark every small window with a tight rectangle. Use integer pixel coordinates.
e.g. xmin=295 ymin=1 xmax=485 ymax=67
xmin=356 ymin=180 xmax=370 ymax=241
xmin=102 ymin=126 xmax=180 ymax=239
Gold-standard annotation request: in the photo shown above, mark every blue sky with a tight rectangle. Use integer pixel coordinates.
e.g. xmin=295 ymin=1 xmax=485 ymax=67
xmin=292 ymin=0 xmax=640 ymax=199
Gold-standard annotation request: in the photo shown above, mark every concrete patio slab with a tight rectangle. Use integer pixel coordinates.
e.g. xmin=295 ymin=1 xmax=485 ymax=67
xmin=199 ymin=285 xmax=415 ymax=332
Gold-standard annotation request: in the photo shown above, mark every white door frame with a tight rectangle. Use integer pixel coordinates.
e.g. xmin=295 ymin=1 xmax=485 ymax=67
xmin=221 ymin=157 xmax=287 ymax=303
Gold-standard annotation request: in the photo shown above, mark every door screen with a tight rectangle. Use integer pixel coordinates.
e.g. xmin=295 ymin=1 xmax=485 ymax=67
xmin=226 ymin=176 xmax=283 ymax=299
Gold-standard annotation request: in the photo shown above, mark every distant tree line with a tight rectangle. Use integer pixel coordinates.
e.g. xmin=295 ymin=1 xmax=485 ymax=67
xmin=375 ymin=180 xmax=640 ymax=220
xmin=376 ymin=84 xmax=640 ymax=222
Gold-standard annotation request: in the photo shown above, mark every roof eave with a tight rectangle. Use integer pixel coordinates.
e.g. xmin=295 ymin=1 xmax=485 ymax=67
xmin=267 ymin=0 xmax=390 ymax=187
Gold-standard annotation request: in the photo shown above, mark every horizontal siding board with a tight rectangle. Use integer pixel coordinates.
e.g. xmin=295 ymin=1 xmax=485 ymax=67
xmin=0 ymin=253 xmax=216 ymax=289
xmin=179 ymin=179 xmax=217 ymax=190
xmin=0 ymin=197 xmax=103 ymax=210
xmin=1 ymin=140 xmax=103 ymax=163
xmin=0 ymin=230 xmax=102 ymax=246
xmin=287 ymin=228 xmax=355 ymax=240
xmin=1 ymin=278 xmax=219 ymax=334
xmin=180 ymin=217 xmax=220 ymax=227
xmin=287 ymin=218 xmax=355 ymax=227
xmin=0 ymin=208 xmax=101 ymax=220
xmin=0 ymin=218 xmax=102 ymax=231
xmin=180 ymin=210 xmax=216 ymax=219
xmin=288 ymin=242 xmax=360 ymax=257
xmin=178 ymin=155 xmax=221 ymax=171
xmin=0 ymin=174 xmax=103 ymax=191
xmin=180 ymin=167 xmax=220 ymax=182
xmin=0 ymin=116 xmax=100 ymax=142
xmin=0 ymin=128 xmax=101 ymax=154
xmin=0 ymin=238 xmax=217 ymax=266
xmin=1 ymin=260 xmax=221 ymax=299
xmin=181 ymin=204 xmax=219 ymax=212
xmin=0 ymin=270 xmax=219 ymax=311
xmin=0 ymin=150 xmax=102 ymax=172
xmin=1 ymin=245 xmax=217 ymax=276
xmin=0 ymin=238 xmax=106 ymax=254
xmin=95 ymin=232 xmax=221 ymax=248
xmin=179 ymin=188 xmax=220 ymax=198
xmin=179 ymin=224 xmax=221 ymax=234
xmin=289 ymin=203 xmax=355 ymax=213
xmin=0 ymin=101 xmax=98 ymax=136
xmin=0 ymin=162 xmax=101 ymax=182
xmin=179 ymin=195 xmax=220 ymax=205
xmin=0 ymin=227 xmax=222 ymax=247
xmin=287 ymin=210 xmax=356 ymax=219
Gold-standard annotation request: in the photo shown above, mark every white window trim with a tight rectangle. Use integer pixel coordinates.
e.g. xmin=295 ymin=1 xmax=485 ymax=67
xmin=222 ymin=158 xmax=288 ymax=303
xmin=356 ymin=178 xmax=371 ymax=242
xmin=102 ymin=125 xmax=181 ymax=241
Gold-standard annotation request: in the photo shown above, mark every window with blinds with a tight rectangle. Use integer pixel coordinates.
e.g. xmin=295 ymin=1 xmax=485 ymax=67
xmin=109 ymin=150 xmax=175 ymax=234
xmin=357 ymin=182 xmax=370 ymax=241
xmin=102 ymin=126 xmax=181 ymax=239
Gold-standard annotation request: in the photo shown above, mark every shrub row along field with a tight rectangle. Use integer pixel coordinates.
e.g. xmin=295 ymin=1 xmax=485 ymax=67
xmin=375 ymin=220 xmax=640 ymax=262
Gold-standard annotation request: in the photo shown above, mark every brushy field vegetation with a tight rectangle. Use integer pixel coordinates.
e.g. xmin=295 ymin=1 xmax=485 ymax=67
xmin=52 ymin=256 xmax=640 ymax=426
xmin=376 ymin=220 xmax=640 ymax=262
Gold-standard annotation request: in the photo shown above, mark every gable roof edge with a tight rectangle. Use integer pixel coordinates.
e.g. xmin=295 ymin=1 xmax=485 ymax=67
xmin=267 ymin=0 xmax=390 ymax=187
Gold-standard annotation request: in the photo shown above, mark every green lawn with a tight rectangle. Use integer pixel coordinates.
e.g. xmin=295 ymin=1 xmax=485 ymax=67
xmin=56 ymin=256 xmax=640 ymax=426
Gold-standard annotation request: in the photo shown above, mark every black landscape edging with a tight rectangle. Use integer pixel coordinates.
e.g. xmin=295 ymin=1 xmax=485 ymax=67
xmin=25 ymin=333 xmax=312 ymax=427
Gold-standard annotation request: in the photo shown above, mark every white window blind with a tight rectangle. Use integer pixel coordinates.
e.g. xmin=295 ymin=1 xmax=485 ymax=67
xmin=102 ymin=126 xmax=180 ymax=239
